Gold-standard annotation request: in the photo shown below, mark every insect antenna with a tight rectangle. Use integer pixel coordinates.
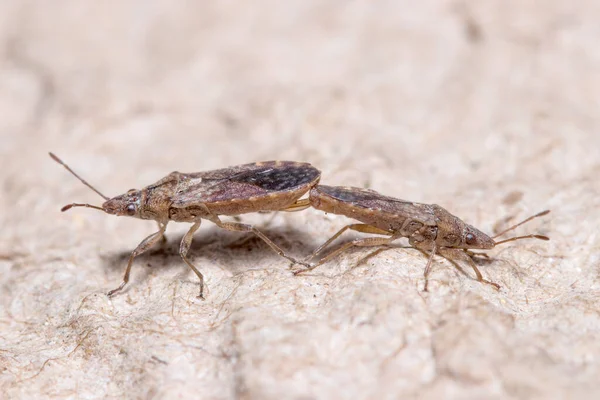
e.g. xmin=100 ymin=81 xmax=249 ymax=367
xmin=492 ymin=210 xmax=550 ymax=239
xmin=492 ymin=209 xmax=551 ymax=245
xmin=49 ymin=152 xmax=109 ymax=200
xmin=61 ymin=203 xmax=105 ymax=212
xmin=494 ymin=234 xmax=549 ymax=246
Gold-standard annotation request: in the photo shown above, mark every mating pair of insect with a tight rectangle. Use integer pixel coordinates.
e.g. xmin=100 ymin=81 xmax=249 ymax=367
xmin=50 ymin=153 xmax=550 ymax=298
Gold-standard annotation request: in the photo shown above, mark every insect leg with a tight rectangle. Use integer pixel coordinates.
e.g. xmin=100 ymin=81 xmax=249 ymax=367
xmin=179 ymin=221 xmax=206 ymax=299
xmin=464 ymin=250 xmax=490 ymax=259
xmin=281 ymin=198 xmax=311 ymax=212
xmin=210 ymin=218 xmax=309 ymax=267
xmin=304 ymin=224 xmax=392 ymax=263
xmin=157 ymin=222 xmax=167 ymax=245
xmin=438 ymin=247 xmax=501 ymax=290
xmin=107 ymin=223 xmax=167 ymax=296
xmin=419 ymin=242 xmax=437 ymax=292
xmin=295 ymin=230 xmax=400 ymax=275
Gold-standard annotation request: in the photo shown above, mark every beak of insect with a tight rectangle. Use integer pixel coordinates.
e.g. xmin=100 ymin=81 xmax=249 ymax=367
xmin=101 ymin=199 xmax=120 ymax=215
xmin=100 ymin=197 xmax=138 ymax=217
xmin=480 ymin=234 xmax=496 ymax=249
xmin=465 ymin=229 xmax=496 ymax=249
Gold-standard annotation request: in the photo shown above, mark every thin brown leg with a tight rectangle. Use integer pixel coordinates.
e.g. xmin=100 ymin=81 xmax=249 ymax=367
xmin=210 ymin=218 xmax=309 ymax=267
xmin=438 ymin=247 xmax=500 ymax=290
xmin=179 ymin=221 xmax=206 ymax=299
xmin=304 ymin=224 xmax=392 ymax=263
xmin=107 ymin=223 xmax=167 ymax=296
xmin=281 ymin=198 xmax=311 ymax=212
xmin=294 ymin=232 xmax=401 ymax=275
xmin=464 ymin=249 xmax=490 ymax=259
xmin=420 ymin=242 xmax=437 ymax=292
xmin=157 ymin=222 xmax=167 ymax=246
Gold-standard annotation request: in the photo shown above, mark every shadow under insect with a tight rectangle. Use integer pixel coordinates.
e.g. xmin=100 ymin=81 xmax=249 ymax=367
xmin=101 ymin=224 xmax=313 ymax=288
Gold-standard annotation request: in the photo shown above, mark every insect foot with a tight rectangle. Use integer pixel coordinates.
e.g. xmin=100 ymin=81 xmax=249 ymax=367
xmin=294 ymin=185 xmax=550 ymax=291
xmin=51 ymin=153 xmax=320 ymax=298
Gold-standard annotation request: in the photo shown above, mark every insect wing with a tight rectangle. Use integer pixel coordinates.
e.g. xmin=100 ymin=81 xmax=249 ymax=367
xmin=171 ymin=161 xmax=320 ymax=207
xmin=316 ymin=185 xmax=436 ymax=225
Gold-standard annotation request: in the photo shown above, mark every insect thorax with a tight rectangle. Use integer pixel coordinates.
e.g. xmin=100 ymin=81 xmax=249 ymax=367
xmin=137 ymin=180 xmax=178 ymax=221
xmin=168 ymin=206 xmax=212 ymax=222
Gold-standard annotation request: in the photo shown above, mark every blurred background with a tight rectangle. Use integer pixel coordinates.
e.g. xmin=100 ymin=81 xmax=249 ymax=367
xmin=1 ymin=1 xmax=599 ymax=399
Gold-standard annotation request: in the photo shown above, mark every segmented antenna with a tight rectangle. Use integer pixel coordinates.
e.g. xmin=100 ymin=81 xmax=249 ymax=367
xmin=49 ymin=152 xmax=109 ymax=200
xmin=492 ymin=210 xmax=550 ymax=245
xmin=495 ymin=234 xmax=550 ymax=246
xmin=61 ymin=203 xmax=105 ymax=212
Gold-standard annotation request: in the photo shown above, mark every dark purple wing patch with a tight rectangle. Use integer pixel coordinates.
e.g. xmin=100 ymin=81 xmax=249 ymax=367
xmin=172 ymin=161 xmax=320 ymax=206
xmin=316 ymin=185 xmax=405 ymax=203
xmin=232 ymin=164 xmax=319 ymax=191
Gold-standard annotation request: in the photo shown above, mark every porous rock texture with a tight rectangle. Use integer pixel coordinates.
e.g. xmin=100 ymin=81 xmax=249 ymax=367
xmin=1 ymin=1 xmax=599 ymax=399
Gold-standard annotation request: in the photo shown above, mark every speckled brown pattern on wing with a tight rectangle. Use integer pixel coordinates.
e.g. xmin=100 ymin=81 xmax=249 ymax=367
xmin=313 ymin=185 xmax=436 ymax=226
xmin=172 ymin=161 xmax=320 ymax=207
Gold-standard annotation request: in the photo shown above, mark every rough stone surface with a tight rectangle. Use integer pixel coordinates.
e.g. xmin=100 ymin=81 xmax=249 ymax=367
xmin=1 ymin=1 xmax=599 ymax=399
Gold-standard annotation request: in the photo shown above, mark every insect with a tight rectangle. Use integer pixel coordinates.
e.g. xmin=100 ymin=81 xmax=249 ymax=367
xmin=50 ymin=153 xmax=321 ymax=299
xmin=294 ymin=185 xmax=550 ymax=291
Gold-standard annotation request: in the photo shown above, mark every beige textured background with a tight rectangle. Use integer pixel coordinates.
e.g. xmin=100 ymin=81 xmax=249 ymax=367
xmin=1 ymin=1 xmax=599 ymax=399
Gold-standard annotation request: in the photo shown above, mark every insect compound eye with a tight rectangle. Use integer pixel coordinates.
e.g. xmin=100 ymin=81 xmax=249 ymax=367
xmin=465 ymin=233 xmax=477 ymax=245
xmin=126 ymin=204 xmax=137 ymax=216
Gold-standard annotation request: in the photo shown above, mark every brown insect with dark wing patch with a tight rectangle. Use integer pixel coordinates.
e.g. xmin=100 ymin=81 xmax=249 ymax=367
xmin=294 ymin=185 xmax=549 ymax=291
xmin=50 ymin=153 xmax=320 ymax=299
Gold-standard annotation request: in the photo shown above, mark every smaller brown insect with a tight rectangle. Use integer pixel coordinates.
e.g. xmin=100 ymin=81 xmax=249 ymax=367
xmin=294 ymin=185 xmax=550 ymax=291
xmin=50 ymin=153 xmax=320 ymax=299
